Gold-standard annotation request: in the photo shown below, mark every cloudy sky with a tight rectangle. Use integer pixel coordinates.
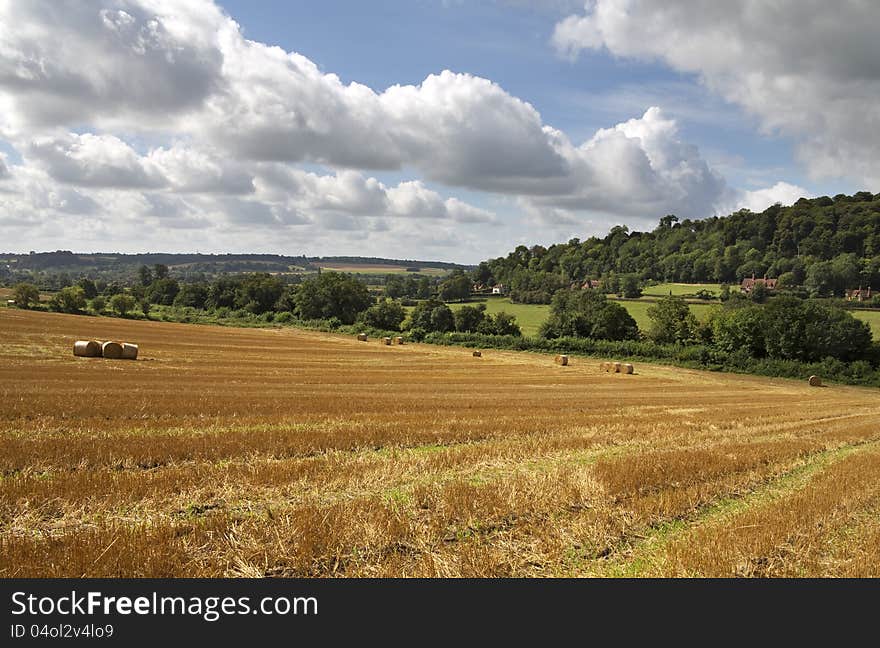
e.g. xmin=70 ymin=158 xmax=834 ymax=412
xmin=1 ymin=1 xmax=877 ymax=263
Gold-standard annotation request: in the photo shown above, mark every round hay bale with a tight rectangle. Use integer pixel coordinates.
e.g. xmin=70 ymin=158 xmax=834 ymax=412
xmin=808 ymin=375 xmax=822 ymax=387
xmin=555 ymin=354 xmax=568 ymax=366
xmin=395 ymin=336 xmax=404 ymax=345
xmin=357 ymin=333 xmax=368 ymax=342
xmin=623 ymin=363 xmax=634 ymax=374
xmin=120 ymin=343 xmax=139 ymax=360
xmin=600 ymin=361 xmax=610 ymax=372
xmin=612 ymin=362 xmax=622 ymax=373
xmin=383 ymin=337 xmax=392 ymax=345
xmin=73 ymin=340 xmax=101 ymax=358
xmin=101 ymin=341 xmax=123 ymax=359
xmin=472 ymin=350 xmax=482 ymax=357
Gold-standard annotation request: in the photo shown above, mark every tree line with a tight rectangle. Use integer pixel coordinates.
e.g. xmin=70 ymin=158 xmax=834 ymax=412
xmin=477 ymin=192 xmax=880 ymax=303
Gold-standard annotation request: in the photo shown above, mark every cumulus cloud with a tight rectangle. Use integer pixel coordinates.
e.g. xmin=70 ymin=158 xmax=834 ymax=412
xmin=147 ymin=145 xmax=255 ymax=194
xmin=26 ymin=132 xmax=165 ymax=189
xmin=730 ymin=181 xmax=810 ymax=215
xmin=0 ymin=0 xmax=807 ymax=259
xmin=0 ymin=0 xmax=226 ymax=134
xmin=0 ymin=0 xmax=729 ymax=207
xmin=526 ymin=106 xmax=727 ymax=219
xmin=553 ymin=0 xmax=880 ymax=187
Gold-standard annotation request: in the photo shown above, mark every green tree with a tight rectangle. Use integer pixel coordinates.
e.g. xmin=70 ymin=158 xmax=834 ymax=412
xmin=235 ymin=273 xmax=284 ymax=314
xmin=137 ymin=265 xmax=153 ymax=287
xmin=540 ymin=290 xmax=638 ymax=341
xmin=763 ymin=297 xmax=871 ymax=362
xmin=49 ymin=286 xmax=86 ymax=313
xmin=173 ymin=283 xmax=209 ymax=309
xmin=711 ymin=304 xmax=766 ymax=357
xmin=12 ymin=283 xmax=40 ymax=309
xmin=146 ymin=277 xmax=180 ymax=306
xmin=453 ymin=304 xmax=487 ymax=332
xmin=646 ymin=295 xmax=699 ymax=344
xmin=805 ymin=261 xmax=834 ymax=297
xmin=618 ymin=274 xmax=642 ymax=298
xmin=109 ymin=293 xmax=137 ymax=317
xmin=293 ymin=272 xmax=371 ymax=324
xmin=90 ymin=296 xmax=106 ymax=314
xmin=439 ymin=271 xmax=471 ymax=302
xmin=478 ymin=312 xmax=522 ymax=336
xmin=749 ymin=281 xmax=769 ymax=303
xmin=409 ymin=299 xmax=454 ymax=333
xmin=153 ymin=264 xmax=170 ymax=280
xmin=416 ymin=276 xmax=433 ymax=299
xmin=206 ymin=276 xmax=240 ymax=310
xmin=430 ymin=305 xmax=455 ymax=332
xmin=76 ymin=278 xmax=98 ymax=299
xmin=358 ymin=300 xmax=406 ymax=331
xmin=384 ymin=275 xmax=406 ymax=299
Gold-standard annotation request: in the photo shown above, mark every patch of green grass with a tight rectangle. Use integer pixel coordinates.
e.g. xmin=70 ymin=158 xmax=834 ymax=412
xmin=641 ymin=282 xmax=723 ymax=298
xmin=852 ymin=309 xmax=880 ymax=339
xmin=318 ymin=264 xmax=450 ymax=276
xmin=448 ymin=298 xmax=550 ymax=337
xmin=443 ymin=297 xmax=716 ymax=337
xmin=617 ymin=300 xmax=715 ymax=331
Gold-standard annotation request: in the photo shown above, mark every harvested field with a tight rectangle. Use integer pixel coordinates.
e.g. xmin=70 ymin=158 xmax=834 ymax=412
xmin=2 ymin=309 xmax=880 ymax=577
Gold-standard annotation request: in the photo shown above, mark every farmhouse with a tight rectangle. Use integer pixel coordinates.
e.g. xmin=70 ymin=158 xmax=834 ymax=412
xmin=846 ymin=286 xmax=872 ymax=302
xmin=581 ymin=279 xmax=602 ymax=290
xmin=491 ymin=284 xmax=506 ymax=295
xmin=741 ymin=275 xmax=777 ymax=294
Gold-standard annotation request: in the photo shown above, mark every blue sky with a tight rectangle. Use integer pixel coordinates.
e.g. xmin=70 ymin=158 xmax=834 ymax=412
xmin=221 ymin=0 xmax=832 ymax=194
xmin=0 ymin=1 xmax=875 ymax=261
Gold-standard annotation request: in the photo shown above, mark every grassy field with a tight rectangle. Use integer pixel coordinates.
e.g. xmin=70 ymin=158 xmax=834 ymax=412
xmin=2 ymin=308 xmax=880 ymax=577
xmin=318 ymin=263 xmax=450 ymax=276
xmin=449 ymin=297 xmax=715 ymax=336
xmin=449 ymin=298 xmax=550 ymax=336
xmin=853 ymin=310 xmax=880 ymax=339
xmin=642 ymin=283 xmax=723 ymax=298
xmin=618 ymin=300 xmax=716 ymax=331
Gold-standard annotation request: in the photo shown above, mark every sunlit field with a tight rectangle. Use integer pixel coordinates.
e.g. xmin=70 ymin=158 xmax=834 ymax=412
xmin=618 ymin=300 xmax=716 ymax=331
xmin=450 ymin=297 xmax=714 ymax=336
xmin=317 ymin=263 xmax=450 ymax=276
xmin=853 ymin=310 xmax=880 ymax=338
xmin=2 ymin=309 xmax=880 ymax=577
xmin=641 ymin=283 xmax=723 ymax=298
xmin=449 ymin=298 xmax=551 ymax=336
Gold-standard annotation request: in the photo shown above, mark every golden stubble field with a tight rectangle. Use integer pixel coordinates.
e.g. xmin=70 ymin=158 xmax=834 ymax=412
xmin=2 ymin=308 xmax=880 ymax=577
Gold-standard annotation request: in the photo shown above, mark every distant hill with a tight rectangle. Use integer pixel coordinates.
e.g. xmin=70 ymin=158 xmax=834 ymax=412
xmin=0 ymin=251 xmax=469 ymax=281
xmin=483 ymin=191 xmax=880 ymax=301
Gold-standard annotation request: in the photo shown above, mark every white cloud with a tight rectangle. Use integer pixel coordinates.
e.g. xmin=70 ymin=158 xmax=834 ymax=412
xmin=147 ymin=144 xmax=255 ymax=194
xmin=0 ymin=0 xmax=227 ymax=135
xmin=0 ymin=0 xmax=811 ymax=260
xmin=733 ymin=181 xmax=810 ymax=214
xmin=553 ymin=0 xmax=880 ymax=188
xmin=26 ymin=132 xmax=165 ymax=189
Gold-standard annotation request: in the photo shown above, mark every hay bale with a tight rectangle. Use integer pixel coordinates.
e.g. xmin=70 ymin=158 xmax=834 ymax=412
xmin=395 ymin=336 xmax=404 ymax=345
xmin=120 ymin=343 xmax=139 ymax=360
xmin=357 ymin=333 xmax=368 ymax=342
xmin=73 ymin=340 xmax=101 ymax=358
xmin=622 ymin=363 xmax=634 ymax=374
xmin=599 ymin=361 xmax=610 ymax=372
xmin=612 ymin=362 xmax=622 ymax=373
xmin=555 ymin=354 xmax=568 ymax=366
xmin=809 ymin=375 xmax=822 ymax=387
xmin=101 ymin=341 xmax=123 ymax=359
xmin=472 ymin=350 xmax=482 ymax=357
xmin=383 ymin=337 xmax=392 ymax=345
